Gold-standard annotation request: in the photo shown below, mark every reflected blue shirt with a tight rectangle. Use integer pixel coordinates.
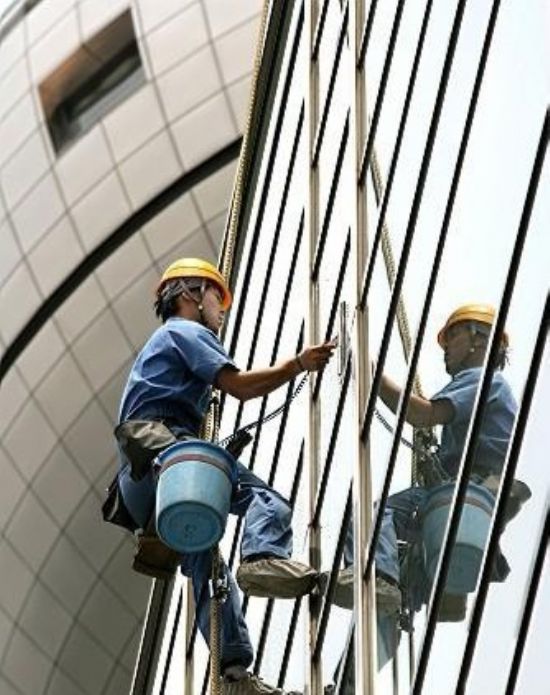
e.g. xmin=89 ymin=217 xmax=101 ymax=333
xmin=118 ymin=317 xmax=236 ymax=436
xmin=431 ymin=367 xmax=517 ymax=478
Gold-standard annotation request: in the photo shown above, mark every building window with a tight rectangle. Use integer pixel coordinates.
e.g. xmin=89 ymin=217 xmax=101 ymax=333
xmin=39 ymin=10 xmax=145 ymax=154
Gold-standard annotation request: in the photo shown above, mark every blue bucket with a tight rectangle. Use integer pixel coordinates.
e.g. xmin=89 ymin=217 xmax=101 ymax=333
xmin=421 ymin=482 xmax=495 ymax=595
xmin=155 ymin=441 xmax=236 ymax=554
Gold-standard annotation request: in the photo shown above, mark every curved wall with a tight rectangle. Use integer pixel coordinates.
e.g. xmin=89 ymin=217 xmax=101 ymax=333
xmin=0 ymin=1 xmax=261 ymax=693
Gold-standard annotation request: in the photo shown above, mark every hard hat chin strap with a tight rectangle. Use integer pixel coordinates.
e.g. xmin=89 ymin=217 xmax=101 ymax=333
xmin=179 ymin=279 xmax=209 ymax=326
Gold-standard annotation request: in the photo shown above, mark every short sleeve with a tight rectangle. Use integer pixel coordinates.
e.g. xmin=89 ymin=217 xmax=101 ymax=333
xmin=167 ymin=320 xmax=236 ymax=384
xmin=431 ymin=370 xmax=480 ymax=423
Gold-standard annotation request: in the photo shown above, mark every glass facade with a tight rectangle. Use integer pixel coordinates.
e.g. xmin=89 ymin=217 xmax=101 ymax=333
xmin=151 ymin=1 xmax=549 ymax=693
xmin=0 ymin=1 xmax=547 ymax=694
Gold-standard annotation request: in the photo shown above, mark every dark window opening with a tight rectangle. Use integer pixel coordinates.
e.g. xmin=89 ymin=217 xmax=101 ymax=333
xmin=39 ymin=10 xmax=145 ymax=154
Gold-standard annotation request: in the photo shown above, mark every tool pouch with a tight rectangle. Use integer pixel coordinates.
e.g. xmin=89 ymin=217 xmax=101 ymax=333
xmin=101 ymin=474 xmax=139 ymax=533
xmin=114 ymin=419 xmax=178 ymax=481
xmin=132 ymin=515 xmax=180 ymax=580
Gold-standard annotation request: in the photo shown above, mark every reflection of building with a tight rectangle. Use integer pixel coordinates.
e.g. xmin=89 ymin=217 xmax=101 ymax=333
xmin=0 ymin=1 xmax=262 ymax=693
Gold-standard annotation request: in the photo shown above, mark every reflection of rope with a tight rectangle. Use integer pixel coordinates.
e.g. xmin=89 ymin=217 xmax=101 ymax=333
xmin=370 ymin=145 xmax=438 ymax=486
xmin=374 ymin=408 xmax=414 ymax=450
xmin=374 ymin=408 xmax=448 ymax=485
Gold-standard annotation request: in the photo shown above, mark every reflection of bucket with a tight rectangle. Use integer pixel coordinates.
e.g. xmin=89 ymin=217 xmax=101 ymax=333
xmin=421 ymin=482 xmax=495 ymax=595
xmin=156 ymin=441 xmax=236 ymax=554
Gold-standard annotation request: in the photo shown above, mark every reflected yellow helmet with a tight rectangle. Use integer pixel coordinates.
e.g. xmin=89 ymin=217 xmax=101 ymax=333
xmin=157 ymin=258 xmax=232 ymax=310
xmin=437 ymin=304 xmax=509 ymax=347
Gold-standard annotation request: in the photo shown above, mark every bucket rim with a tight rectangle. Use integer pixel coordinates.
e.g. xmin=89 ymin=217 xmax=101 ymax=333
xmin=157 ymin=440 xmax=238 ymax=484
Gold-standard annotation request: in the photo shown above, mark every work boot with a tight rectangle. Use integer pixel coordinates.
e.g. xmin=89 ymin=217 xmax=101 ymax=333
xmin=375 ymin=574 xmax=402 ymax=615
xmin=317 ymin=567 xmax=354 ymax=610
xmin=318 ymin=568 xmax=401 ymax=614
xmin=438 ymin=593 xmax=467 ymax=622
xmin=222 ymin=669 xmax=299 ymax=694
xmin=324 ymin=685 xmax=354 ymax=695
xmin=132 ymin=520 xmax=180 ymax=580
xmin=236 ymin=557 xmax=318 ymax=599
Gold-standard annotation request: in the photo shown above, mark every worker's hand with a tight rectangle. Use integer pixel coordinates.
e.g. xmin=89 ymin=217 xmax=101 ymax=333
xmin=297 ymin=338 xmax=338 ymax=372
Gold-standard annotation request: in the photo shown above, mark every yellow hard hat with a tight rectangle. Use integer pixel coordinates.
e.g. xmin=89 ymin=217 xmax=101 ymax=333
xmin=437 ymin=304 xmax=509 ymax=347
xmin=157 ymin=258 xmax=232 ymax=310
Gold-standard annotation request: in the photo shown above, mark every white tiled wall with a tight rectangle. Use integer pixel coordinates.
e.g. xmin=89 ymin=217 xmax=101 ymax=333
xmin=0 ymin=2 xmax=262 ymax=693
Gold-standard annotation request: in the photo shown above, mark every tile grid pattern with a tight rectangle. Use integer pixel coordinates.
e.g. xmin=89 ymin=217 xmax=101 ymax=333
xmin=0 ymin=1 xmax=262 ymax=693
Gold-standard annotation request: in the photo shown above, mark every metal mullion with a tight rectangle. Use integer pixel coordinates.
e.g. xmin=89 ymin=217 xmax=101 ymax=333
xmin=350 ymin=0 xmax=376 ymax=691
xmin=268 ymin=213 xmax=305 ymax=367
xmin=504 ymin=506 xmax=550 ymax=694
xmin=185 ymin=211 xmax=306 ymax=662
xmin=275 ymin=442 xmax=305 ymax=688
xmin=358 ymin=0 xmax=405 ymax=185
xmin=225 ymin=278 xmax=306 ymax=567
xmin=130 ymin=579 xmax=175 ymax=695
xmin=312 ymin=485 xmax=353 ymax=662
xmin=313 ymin=230 xmax=351 ymax=401
xmin=255 ymin=436 xmax=307 ymax=676
xmin=253 ymin=599 xmax=275 ymax=675
xmin=361 ymin=0 xmax=503 ymax=590
xmin=412 ymin=107 xmax=549 ymax=695
xmin=266 ymin=328 xmax=305 ymax=488
xmin=312 ymin=113 xmax=350 ymax=281
xmin=457 ymin=293 xmax=549 ymax=692
xmin=360 ymin=0 xmax=467 ymax=445
xmin=159 ymin=591 xmax=183 ymax=694
xmin=312 ymin=0 xmax=330 ymax=63
xmin=243 ymin=103 xmax=305 ymax=374
xmin=277 ymin=598 xmax=303 ymax=688
xmin=357 ymin=0 xmax=379 ymax=69
xmin=183 ymin=582 xmax=194 ymax=695
xmin=184 ymin=2 xmax=303 ymax=687
xmin=334 ymin=619 xmax=355 ymax=695
xmin=228 ymin=3 xmax=304 ymax=361
xmin=230 ymin=336 xmax=307 ymax=682
xmin=232 ymin=101 xmax=305 ymax=431
xmin=237 ymin=219 xmax=304 ymax=490
xmin=220 ymin=1 xmax=291 ymax=292
xmin=312 ymin=0 xmax=349 ymax=168
xmin=306 ymin=0 xmax=322 ymax=690
xmin=266 ymin=221 xmax=306 ymax=487
xmin=359 ymin=0 xmax=434 ymax=307
xmin=311 ymin=358 xmax=352 ymax=528
xmin=244 ymin=327 xmax=305 ymax=510
xmin=185 ymin=220 xmax=306 ymax=667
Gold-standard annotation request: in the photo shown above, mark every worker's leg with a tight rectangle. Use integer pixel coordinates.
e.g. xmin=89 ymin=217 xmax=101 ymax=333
xmin=325 ymin=487 xmax=425 ymax=613
xmin=180 ymin=551 xmax=254 ymax=670
xmin=375 ymin=486 xmax=427 ymax=582
xmin=118 ymin=463 xmax=155 ymax=528
xmin=233 ymin=464 xmax=293 ymax=560
xmin=233 ymin=463 xmax=318 ymax=598
xmin=341 ymin=487 xmax=424 ymax=582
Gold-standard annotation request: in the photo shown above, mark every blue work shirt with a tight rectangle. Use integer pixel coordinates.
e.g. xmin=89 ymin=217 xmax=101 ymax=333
xmin=431 ymin=367 xmax=517 ymax=478
xmin=118 ymin=317 xmax=236 ymax=436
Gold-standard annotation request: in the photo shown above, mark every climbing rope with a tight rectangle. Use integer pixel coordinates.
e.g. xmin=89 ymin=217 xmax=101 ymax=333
xmin=202 ymin=2 xmax=271 ymax=691
xmin=203 ymin=0 xmax=270 ymax=445
xmin=209 ymin=547 xmax=222 ymax=694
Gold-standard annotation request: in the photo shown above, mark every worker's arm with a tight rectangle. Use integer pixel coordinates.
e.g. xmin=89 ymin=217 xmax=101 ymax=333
xmin=378 ymin=372 xmax=454 ymax=427
xmin=216 ymin=340 xmax=337 ymax=401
